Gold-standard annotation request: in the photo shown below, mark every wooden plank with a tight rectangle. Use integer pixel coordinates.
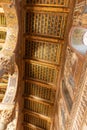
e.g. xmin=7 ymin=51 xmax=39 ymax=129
xmin=24 ymin=35 xmax=64 ymax=44
xmin=23 ymin=122 xmax=45 ymax=130
xmin=24 ymin=4 xmax=69 ymax=8
xmin=24 ymin=79 xmax=56 ymax=90
xmin=24 ymin=109 xmax=51 ymax=122
xmin=24 ymin=111 xmax=52 ymax=122
xmin=25 ymin=59 xmax=59 ymax=69
xmin=25 ymin=6 xmax=70 ymax=13
xmin=24 ymin=95 xmax=54 ymax=106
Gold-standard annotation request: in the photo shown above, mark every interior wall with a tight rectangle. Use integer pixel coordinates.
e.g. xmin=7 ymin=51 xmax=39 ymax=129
xmin=53 ymin=0 xmax=87 ymax=130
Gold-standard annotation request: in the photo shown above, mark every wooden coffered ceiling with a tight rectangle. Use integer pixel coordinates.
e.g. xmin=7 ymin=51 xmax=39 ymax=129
xmin=21 ymin=1 xmax=76 ymax=130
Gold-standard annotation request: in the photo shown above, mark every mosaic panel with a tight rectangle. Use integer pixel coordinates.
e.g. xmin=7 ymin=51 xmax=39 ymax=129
xmin=24 ymin=82 xmax=56 ymax=102
xmin=26 ymin=0 xmax=69 ymax=7
xmin=25 ymin=61 xmax=57 ymax=84
xmin=25 ymin=39 xmax=62 ymax=64
xmin=24 ymin=113 xmax=50 ymax=129
xmin=25 ymin=12 xmax=67 ymax=39
xmin=24 ymin=99 xmax=52 ymax=116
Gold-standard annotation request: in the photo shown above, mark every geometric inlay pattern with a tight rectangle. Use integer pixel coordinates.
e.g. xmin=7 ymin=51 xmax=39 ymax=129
xmin=25 ymin=12 xmax=67 ymax=39
xmin=25 ymin=39 xmax=62 ymax=64
xmin=25 ymin=61 xmax=58 ymax=85
xmin=24 ymin=98 xmax=53 ymax=116
xmin=24 ymin=82 xmax=56 ymax=103
xmin=24 ymin=113 xmax=51 ymax=129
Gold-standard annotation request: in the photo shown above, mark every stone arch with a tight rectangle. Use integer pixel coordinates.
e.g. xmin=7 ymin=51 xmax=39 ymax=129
xmin=0 ymin=1 xmax=19 ymax=130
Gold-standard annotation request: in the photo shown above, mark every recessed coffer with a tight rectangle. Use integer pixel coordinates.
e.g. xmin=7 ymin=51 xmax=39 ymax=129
xmin=24 ymin=113 xmax=51 ymax=130
xmin=25 ymin=61 xmax=58 ymax=85
xmin=24 ymin=81 xmax=56 ymax=103
xmin=24 ymin=39 xmax=62 ymax=64
xmin=25 ymin=11 xmax=68 ymax=39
